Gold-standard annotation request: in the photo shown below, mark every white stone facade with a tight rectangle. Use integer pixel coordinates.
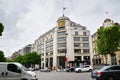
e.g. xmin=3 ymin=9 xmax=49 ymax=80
xmin=32 ymin=16 xmax=91 ymax=69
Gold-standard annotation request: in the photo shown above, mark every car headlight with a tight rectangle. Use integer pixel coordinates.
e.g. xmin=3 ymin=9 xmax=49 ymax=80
xmin=75 ymin=68 xmax=78 ymax=71
xmin=29 ymin=74 xmax=36 ymax=77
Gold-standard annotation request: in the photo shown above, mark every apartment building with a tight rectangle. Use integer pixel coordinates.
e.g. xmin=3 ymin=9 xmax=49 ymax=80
xmin=11 ymin=44 xmax=32 ymax=59
xmin=32 ymin=16 xmax=92 ymax=69
xmin=19 ymin=44 xmax=32 ymax=55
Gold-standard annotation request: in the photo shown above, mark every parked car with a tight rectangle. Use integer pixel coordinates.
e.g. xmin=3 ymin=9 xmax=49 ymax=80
xmin=75 ymin=65 xmax=93 ymax=73
xmin=0 ymin=62 xmax=38 ymax=80
xmin=40 ymin=67 xmax=51 ymax=72
xmin=91 ymin=65 xmax=120 ymax=80
xmin=66 ymin=66 xmax=75 ymax=72
xmin=29 ymin=67 xmax=34 ymax=71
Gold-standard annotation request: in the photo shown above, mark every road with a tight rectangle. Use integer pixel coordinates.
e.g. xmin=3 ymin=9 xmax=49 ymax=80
xmin=34 ymin=71 xmax=94 ymax=80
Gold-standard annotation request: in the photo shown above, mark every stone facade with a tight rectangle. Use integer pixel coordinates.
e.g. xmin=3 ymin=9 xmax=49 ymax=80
xmin=32 ymin=16 xmax=91 ymax=69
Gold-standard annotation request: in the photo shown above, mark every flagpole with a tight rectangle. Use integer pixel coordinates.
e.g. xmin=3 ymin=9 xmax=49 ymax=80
xmin=105 ymin=11 xmax=109 ymax=19
xmin=63 ymin=7 xmax=65 ymax=17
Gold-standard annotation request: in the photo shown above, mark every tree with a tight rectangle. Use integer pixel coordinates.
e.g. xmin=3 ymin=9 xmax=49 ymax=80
xmin=22 ymin=51 xmax=41 ymax=67
xmin=0 ymin=50 xmax=6 ymax=62
xmin=0 ymin=23 xmax=4 ymax=36
xmin=13 ymin=54 xmax=23 ymax=63
xmin=97 ymin=25 xmax=120 ymax=64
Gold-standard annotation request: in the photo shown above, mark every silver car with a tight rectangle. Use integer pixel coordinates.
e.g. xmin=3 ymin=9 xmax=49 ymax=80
xmin=40 ymin=67 xmax=51 ymax=72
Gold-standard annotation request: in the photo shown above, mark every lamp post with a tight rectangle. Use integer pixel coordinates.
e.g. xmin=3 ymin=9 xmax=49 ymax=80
xmin=0 ymin=23 xmax=4 ymax=36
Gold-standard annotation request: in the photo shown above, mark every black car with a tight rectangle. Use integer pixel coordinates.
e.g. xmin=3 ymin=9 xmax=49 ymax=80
xmin=66 ymin=67 xmax=75 ymax=72
xmin=91 ymin=65 xmax=120 ymax=80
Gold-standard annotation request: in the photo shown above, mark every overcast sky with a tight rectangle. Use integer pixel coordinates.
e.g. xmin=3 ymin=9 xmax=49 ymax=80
xmin=0 ymin=0 xmax=120 ymax=57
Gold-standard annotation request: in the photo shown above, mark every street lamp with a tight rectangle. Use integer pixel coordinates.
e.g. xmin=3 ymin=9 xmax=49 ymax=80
xmin=0 ymin=23 xmax=4 ymax=36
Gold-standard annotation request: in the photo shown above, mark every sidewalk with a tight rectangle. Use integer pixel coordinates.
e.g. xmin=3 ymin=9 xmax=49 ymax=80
xmin=93 ymin=65 xmax=103 ymax=70
xmin=55 ymin=69 xmax=66 ymax=72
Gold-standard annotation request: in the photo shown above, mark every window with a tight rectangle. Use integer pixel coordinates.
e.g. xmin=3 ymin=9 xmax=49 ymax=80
xmin=74 ymin=27 xmax=77 ymax=29
xmin=58 ymin=27 xmax=65 ymax=30
xmin=7 ymin=64 xmax=21 ymax=73
xmin=75 ymin=31 xmax=78 ymax=35
xmin=58 ymin=37 xmax=66 ymax=42
xmin=58 ymin=49 xmax=66 ymax=53
xmin=74 ymin=37 xmax=80 ymax=41
xmin=74 ymin=43 xmax=81 ymax=47
xmin=74 ymin=49 xmax=81 ymax=53
xmin=42 ymin=53 xmax=44 ymax=56
xmin=58 ymin=31 xmax=66 ymax=36
xmin=84 ymin=65 xmax=89 ymax=68
xmin=50 ymin=51 xmax=53 ymax=54
xmin=111 ymin=54 xmax=117 ymax=65
xmin=83 ymin=32 xmax=87 ymax=36
xmin=84 ymin=56 xmax=90 ymax=63
xmin=83 ymin=49 xmax=89 ymax=53
xmin=82 ymin=43 xmax=89 ymax=47
xmin=82 ymin=27 xmax=86 ymax=30
xmin=46 ymin=52 xmax=48 ymax=55
xmin=58 ymin=43 xmax=66 ymax=47
xmin=71 ymin=22 xmax=75 ymax=26
xmin=82 ymin=37 xmax=89 ymax=41
xmin=42 ymin=58 xmax=44 ymax=61
xmin=110 ymin=66 xmax=120 ymax=70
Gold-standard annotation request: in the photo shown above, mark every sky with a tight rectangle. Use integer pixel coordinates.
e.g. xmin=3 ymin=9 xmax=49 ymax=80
xmin=0 ymin=0 xmax=120 ymax=57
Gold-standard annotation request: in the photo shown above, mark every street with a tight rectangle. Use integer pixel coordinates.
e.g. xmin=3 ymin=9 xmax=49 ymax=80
xmin=34 ymin=71 xmax=94 ymax=80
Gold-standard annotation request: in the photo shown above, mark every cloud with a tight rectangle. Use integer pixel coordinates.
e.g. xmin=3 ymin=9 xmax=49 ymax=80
xmin=0 ymin=0 xmax=30 ymax=56
xmin=0 ymin=0 xmax=120 ymax=57
xmin=16 ymin=0 xmax=57 ymax=43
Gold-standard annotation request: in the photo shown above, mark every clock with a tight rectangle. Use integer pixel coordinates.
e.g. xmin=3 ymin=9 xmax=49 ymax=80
xmin=58 ymin=21 xmax=65 ymax=27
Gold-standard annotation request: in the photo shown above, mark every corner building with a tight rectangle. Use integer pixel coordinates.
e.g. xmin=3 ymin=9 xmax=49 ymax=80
xmin=92 ymin=18 xmax=120 ymax=65
xmin=32 ymin=16 xmax=91 ymax=69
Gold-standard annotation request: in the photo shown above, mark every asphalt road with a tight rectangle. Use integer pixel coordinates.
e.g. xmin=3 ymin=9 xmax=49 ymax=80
xmin=34 ymin=71 xmax=94 ymax=80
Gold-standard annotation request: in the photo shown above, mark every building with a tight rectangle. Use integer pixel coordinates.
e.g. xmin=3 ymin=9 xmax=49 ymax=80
xmin=20 ymin=44 xmax=32 ymax=55
xmin=11 ymin=51 xmax=20 ymax=60
xmin=92 ymin=18 xmax=120 ymax=65
xmin=32 ymin=16 xmax=92 ymax=69
xmin=11 ymin=44 xmax=32 ymax=59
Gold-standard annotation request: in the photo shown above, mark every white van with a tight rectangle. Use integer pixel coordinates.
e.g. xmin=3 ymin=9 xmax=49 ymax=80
xmin=0 ymin=62 xmax=38 ymax=80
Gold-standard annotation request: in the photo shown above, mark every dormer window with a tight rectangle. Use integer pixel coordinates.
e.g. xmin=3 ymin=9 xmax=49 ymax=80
xmin=82 ymin=27 xmax=85 ymax=30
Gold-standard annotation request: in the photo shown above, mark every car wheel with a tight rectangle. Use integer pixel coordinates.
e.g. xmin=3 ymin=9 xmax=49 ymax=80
xmin=107 ymin=76 xmax=114 ymax=80
xmin=89 ymin=69 xmax=92 ymax=72
xmin=78 ymin=70 xmax=81 ymax=73
xmin=21 ymin=79 xmax=28 ymax=80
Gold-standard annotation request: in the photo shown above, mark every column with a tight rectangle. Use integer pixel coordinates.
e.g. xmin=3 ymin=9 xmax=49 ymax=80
xmin=53 ymin=28 xmax=57 ymax=69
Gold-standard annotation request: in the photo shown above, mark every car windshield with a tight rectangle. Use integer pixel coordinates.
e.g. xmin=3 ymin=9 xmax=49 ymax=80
xmin=15 ymin=63 xmax=30 ymax=71
xmin=21 ymin=65 xmax=30 ymax=71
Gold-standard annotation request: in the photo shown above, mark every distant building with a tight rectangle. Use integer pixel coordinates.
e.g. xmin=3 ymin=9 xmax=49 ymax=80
xmin=11 ymin=51 xmax=20 ymax=60
xmin=32 ymin=16 xmax=92 ymax=69
xmin=11 ymin=44 xmax=32 ymax=59
xmin=20 ymin=44 xmax=32 ymax=55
